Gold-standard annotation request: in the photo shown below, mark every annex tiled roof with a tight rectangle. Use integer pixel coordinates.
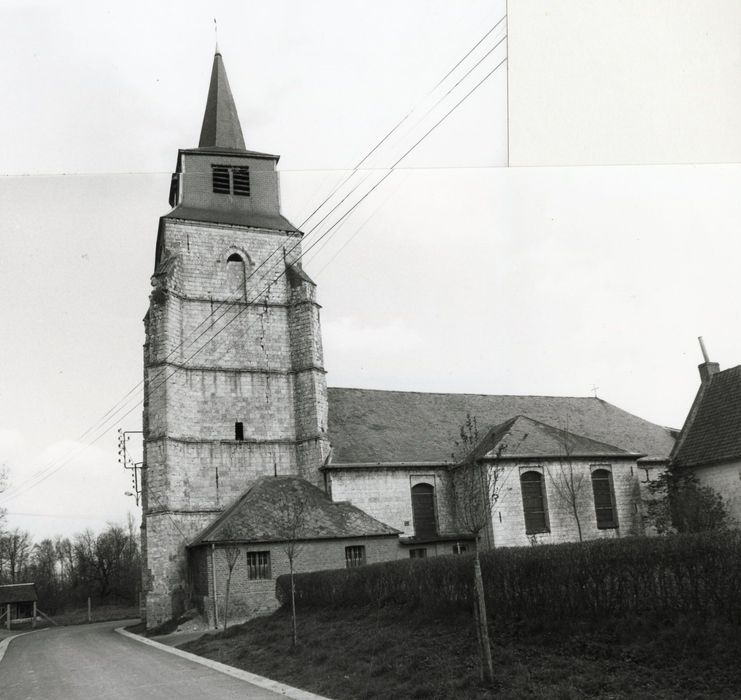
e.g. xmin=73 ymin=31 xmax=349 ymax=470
xmin=0 ymin=583 xmax=37 ymax=604
xmin=190 ymin=476 xmax=399 ymax=546
xmin=326 ymin=388 xmax=675 ymax=465
xmin=468 ymin=415 xmax=636 ymax=462
xmin=672 ymin=365 xmax=741 ymax=468
xmin=163 ymin=206 xmax=299 ymax=232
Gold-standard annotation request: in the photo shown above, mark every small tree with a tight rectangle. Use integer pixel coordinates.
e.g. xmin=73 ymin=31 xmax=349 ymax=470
xmin=450 ymin=413 xmax=506 ymax=685
xmin=275 ymin=490 xmax=308 ymax=647
xmin=646 ymin=469 xmax=730 ymax=534
xmin=220 ymin=524 xmax=242 ymax=631
xmin=546 ymin=425 xmax=587 ymax=541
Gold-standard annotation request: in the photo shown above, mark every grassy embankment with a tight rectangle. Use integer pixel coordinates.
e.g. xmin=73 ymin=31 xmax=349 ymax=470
xmin=181 ymin=605 xmax=741 ymax=699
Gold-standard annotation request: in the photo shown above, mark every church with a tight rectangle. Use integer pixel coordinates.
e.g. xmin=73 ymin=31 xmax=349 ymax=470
xmin=140 ymin=50 xmax=676 ymax=628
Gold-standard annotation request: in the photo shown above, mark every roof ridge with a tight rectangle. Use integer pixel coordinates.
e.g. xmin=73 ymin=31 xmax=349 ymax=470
xmin=328 ymin=386 xmax=597 ymax=400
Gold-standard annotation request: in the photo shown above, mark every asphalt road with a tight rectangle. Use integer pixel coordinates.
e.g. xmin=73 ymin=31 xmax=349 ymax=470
xmin=0 ymin=620 xmax=288 ymax=700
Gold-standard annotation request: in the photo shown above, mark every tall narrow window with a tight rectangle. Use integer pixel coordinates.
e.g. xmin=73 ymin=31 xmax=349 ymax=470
xmin=235 ymin=421 xmax=244 ymax=441
xmin=591 ymin=469 xmax=618 ymax=528
xmin=246 ymin=551 xmax=271 ymax=580
xmin=345 ymin=545 xmax=366 ymax=568
xmin=520 ymin=471 xmax=549 ymax=534
xmin=411 ymin=483 xmax=437 ymax=539
xmin=226 ymin=253 xmax=246 ymax=298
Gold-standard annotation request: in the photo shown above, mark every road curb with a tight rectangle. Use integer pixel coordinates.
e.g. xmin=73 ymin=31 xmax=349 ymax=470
xmin=0 ymin=628 xmax=46 ymax=665
xmin=115 ymin=627 xmax=332 ymax=700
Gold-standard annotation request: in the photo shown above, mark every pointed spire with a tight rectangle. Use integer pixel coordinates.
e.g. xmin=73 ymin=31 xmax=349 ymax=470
xmin=198 ymin=50 xmax=246 ymax=150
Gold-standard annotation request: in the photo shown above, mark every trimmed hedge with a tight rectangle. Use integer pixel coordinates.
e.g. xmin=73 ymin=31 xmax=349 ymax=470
xmin=276 ymin=532 xmax=741 ymax=624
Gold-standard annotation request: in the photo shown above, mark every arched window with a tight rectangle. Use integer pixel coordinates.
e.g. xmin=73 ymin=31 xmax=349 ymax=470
xmin=226 ymin=253 xmax=246 ymax=298
xmin=411 ymin=483 xmax=437 ymax=539
xmin=520 ymin=471 xmax=549 ymax=534
xmin=591 ymin=469 xmax=618 ymax=529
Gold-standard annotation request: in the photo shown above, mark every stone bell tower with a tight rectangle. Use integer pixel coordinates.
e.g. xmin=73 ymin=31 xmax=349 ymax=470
xmin=141 ymin=50 xmax=330 ymax=627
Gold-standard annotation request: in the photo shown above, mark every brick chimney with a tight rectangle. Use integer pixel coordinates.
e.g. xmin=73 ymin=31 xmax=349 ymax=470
xmin=698 ymin=336 xmax=720 ymax=383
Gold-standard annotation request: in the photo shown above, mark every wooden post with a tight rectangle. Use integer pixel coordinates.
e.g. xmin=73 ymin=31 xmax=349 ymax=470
xmin=32 ymin=601 xmax=37 ymax=629
xmin=87 ymin=597 xmax=92 ymax=623
xmin=211 ymin=544 xmax=219 ymax=630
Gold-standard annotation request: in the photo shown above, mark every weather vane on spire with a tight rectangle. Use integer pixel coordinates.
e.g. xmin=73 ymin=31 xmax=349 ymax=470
xmin=214 ymin=17 xmax=220 ymax=55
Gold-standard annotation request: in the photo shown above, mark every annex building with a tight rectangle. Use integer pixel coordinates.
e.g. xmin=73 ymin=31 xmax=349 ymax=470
xmin=140 ymin=51 xmax=676 ymax=628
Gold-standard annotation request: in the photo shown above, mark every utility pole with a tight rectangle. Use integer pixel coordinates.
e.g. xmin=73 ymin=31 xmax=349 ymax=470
xmin=118 ymin=429 xmax=144 ymax=505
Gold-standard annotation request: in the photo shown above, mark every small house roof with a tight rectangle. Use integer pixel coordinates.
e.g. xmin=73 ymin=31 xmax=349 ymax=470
xmin=0 ymin=583 xmax=38 ymax=605
xmin=190 ymin=476 xmax=400 ymax=546
xmin=327 ymin=388 xmax=675 ymax=465
xmin=672 ymin=365 xmax=741 ymax=468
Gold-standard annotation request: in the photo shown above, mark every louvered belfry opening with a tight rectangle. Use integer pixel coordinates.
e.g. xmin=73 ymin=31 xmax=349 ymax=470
xmin=411 ymin=483 xmax=437 ymax=539
xmin=212 ymin=165 xmax=230 ymax=193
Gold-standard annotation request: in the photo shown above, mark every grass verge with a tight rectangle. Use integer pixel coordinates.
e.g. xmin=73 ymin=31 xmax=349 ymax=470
xmin=181 ymin=605 xmax=741 ymax=699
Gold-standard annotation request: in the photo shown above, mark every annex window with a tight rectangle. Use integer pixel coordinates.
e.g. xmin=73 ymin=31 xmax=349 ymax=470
xmin=345 ymin=545 xmax=366 ymax=568
xmin=211 ymin=164 xmax=250 ymax=196
xmin=246 ymin=551 xmax=271 ymax=580
xmin=411 ymin=483 xmax=437 ymax=539
xmin=591 ymin=469 xmax=618 ymax=529
xmin=452 ymin=543 xmax=468 ymax=555
xmin=235 ymin=422 xmax=244 ymax=441
xmin=409 ymin=548 xmax=427 ymax=559
xmin=520 ymin=471 xmax=549 ymax=534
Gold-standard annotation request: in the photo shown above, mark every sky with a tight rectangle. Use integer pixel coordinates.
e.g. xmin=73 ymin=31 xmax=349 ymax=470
xmin=1 ymin=0 xmax=740 ymax=539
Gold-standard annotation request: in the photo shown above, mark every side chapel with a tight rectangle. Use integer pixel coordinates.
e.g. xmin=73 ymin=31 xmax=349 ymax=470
xmin=141 ymin=50 xmax=676 ymax=628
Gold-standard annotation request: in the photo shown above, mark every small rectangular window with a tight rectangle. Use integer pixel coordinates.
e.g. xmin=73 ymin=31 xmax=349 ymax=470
xmin=452 ymin=543 xmax=468 ymax=555
xmin=246 ymin=551 xmax=271 ymax=580
xmin=212 ymin=165 xmax=230 ymax=194
xmin=235 ymin=422 xmax=244 ymax=441
xmin=409 ymin=548 xmax=427 ymax=559
xmin=232 ymin=167 xmax=251 ymax=196
xmin=345 ymin=545 xmax=366 ymax=568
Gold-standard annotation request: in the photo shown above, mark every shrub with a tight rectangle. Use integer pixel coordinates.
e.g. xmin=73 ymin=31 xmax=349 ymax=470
xmin=276 ymin=532 xmax=741 ymax=626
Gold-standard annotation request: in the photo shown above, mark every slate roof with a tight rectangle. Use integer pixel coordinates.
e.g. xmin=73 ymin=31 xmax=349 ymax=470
xmin=0 ymin=583 xmax=37 ymax=604
xmin=468 ymin=415 xmax=636 ymax=462
xmin=163 ymin=206 xmax=299 ymax=233
xmin=672 ymin=365 xmax=741 ymax=468
xmin=326 ymin=388 xmax=675 ymax=465
xmin=190 ymin=476 xmax=400 ymax=546
xmin=199 ymin=51 xmax=246 ymax=150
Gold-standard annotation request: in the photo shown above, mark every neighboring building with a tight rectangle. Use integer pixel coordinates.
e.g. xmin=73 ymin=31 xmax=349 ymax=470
xmin=188 ymin=476 xmax=399 ymax=625
xmin=670 ymin=358 xmax=741 ymax=524
xmin=141 ymin=49 xmax=677 ymax=628
xmin=0 ymin=583 xmax=38 ymax=628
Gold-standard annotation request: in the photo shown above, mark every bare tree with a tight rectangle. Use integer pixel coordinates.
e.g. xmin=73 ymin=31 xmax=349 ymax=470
xmin=275 ymin=490 xmax=308 ymax=647
xmin=450 ymin=413 xmax=507 ymax=685
xmin=220 ymin=523 xmax=242 ymax=631
xmin=3 ymin=528 xmax=32 ymax=583
xmin=546 ymin=424 xmax=587 ymax=542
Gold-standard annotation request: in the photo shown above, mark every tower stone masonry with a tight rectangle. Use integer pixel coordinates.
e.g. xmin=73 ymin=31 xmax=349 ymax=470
xmin=141 ymin=50 xmax=330 ymax=626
